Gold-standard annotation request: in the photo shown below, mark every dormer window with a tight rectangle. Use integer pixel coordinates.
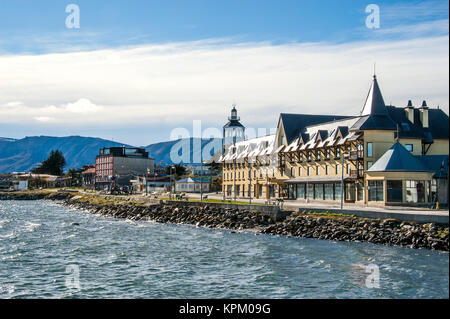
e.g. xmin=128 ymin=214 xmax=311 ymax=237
xmin=401 ymin=123 xmax=410 ymax=131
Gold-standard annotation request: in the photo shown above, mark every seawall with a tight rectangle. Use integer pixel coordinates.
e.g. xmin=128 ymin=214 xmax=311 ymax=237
xmin=1 ymin=191 xmax=448 ymax=251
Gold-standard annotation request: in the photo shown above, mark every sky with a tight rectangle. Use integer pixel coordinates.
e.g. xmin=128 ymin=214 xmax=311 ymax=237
xmin=0 ymin=0 xmax=448 ymax=146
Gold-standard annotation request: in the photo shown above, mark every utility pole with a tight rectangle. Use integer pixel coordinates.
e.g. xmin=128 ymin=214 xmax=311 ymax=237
xmin=340 ymin=151 xmax=347 ymax=210
xmin=233 ymin=158 xmax=237 ymax=202
xmin=200 ymin=159 xmax=203 ymax=203
xmin=249 ymin=159 xmax=252 ymax=204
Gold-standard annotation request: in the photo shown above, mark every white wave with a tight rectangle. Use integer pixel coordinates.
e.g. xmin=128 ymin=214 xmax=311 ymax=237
xmin=24 ymin=221 xmax=41 ymax=232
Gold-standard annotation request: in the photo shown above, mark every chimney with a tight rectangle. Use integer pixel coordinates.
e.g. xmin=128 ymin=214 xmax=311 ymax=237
xmin=405 ymin=100 xmax=414 ymax=123
xmin=420 ymin=100 xmax=429 ymax=128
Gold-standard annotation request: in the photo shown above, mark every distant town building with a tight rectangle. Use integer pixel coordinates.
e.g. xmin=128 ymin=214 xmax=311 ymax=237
xmin=184 ymin=165 xmax=217 ymax=177
xmin=14 ymin=174 xmax=71 ymax=189
xmin=81 ymin=165 xmax=96 ymax=188
xmin=95 ymin=147 xmax=155 ymax=189
xmin=175 ymin=177 xmax=211 ymax=193
xmin=132 ymin=174 xmax=173 ymax=193
xmin=221 ymin=75 xmax=449 ymax=207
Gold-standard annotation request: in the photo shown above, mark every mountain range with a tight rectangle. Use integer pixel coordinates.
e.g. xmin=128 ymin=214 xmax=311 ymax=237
xmin=0 ymin=136 xmax=222 ymax=173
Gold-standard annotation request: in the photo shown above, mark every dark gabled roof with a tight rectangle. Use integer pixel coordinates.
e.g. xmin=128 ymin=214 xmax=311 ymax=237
xmin=351 ymin=114 xmax=397 ymax=131
xmin=279 ymin=113 xmax=349 ymax=144
xmin=223 ymin=120 xmax=245 ymax=129
xmin=414 ymin=155 xmax=449 ymax=178
xmin=317 ymin=130 xmax=329 ymax=141
xmin=427 ymin=109 xmax=449 ymax=139
xmin=385 ymin=106 xmax=450 ymax=140
xmin=352 ymin=106 xmax=450 ymax=139
xmin=299 ymin=133 xmax=310 ymax=144
xmin=360 ymin=75 xmax=389 ymax=116
xmin=352 ymin=75 xmax=398 ymax=131
xmin=368 ymin=142 xmax=433 ymax=173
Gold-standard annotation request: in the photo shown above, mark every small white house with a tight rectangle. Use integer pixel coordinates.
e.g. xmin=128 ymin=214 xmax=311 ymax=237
xmin=175 ymin=178 xmax=210 ymax=193
xmin=14 ymin=180 xmax=28 ymax=191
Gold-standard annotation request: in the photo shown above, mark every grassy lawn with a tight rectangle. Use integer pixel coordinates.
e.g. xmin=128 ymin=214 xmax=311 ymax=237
xmin=160 ymin=197 xmax=272 ymax=206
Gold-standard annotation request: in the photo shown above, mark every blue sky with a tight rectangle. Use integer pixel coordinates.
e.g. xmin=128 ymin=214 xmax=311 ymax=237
xmin=0 ymin=0 xmax=448 ymax=145
xmin=1 ymin=0 xmax=448 ymax=52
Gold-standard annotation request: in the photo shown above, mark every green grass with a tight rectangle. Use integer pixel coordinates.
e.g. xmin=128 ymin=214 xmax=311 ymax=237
xmin=161 ymin=197 xmax=272 ymax=206
xmin=307 ymin=212 xmax=356 ymax=218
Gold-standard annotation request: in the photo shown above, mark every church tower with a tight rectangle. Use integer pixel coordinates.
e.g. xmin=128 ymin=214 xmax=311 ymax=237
xmin=223 ymin=105 xmax=245 ymax=151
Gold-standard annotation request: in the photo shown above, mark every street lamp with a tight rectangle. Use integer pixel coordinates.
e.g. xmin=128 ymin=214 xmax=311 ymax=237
xmin=340 ymin=152 xmax=350 ymax=210
xmin=249 ymin=158 xmax=252 ymax=205
xmin=170 ymin=165 xmax=176 ymax=200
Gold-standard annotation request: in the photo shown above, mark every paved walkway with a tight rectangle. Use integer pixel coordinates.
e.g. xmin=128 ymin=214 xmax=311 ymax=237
xmin=187 ymin=193 xmax=449 ymax=217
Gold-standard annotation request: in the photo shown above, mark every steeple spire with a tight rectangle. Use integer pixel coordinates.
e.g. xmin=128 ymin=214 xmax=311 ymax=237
xmin=360 ymin=75 xmax=388 ymax=116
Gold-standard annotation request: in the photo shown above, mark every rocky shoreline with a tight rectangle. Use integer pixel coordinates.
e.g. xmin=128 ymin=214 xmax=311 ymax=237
xmin=1 ymin=191 xmax=449 ymax=251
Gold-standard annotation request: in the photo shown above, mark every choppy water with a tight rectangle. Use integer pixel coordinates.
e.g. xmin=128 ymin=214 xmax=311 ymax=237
xmin=0 ymin=200 xmax=448 ymax=299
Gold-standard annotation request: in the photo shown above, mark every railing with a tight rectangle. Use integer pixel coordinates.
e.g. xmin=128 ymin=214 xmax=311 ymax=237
xmin=350 ymin=169 xmax=365 ymax=179
xmin=349 ymin=151 xmax=364 ymax=161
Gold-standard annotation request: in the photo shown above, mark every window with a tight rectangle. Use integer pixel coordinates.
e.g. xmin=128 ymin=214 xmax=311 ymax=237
xmin=325 ymin=165 xmax=330 ymax=175
xmin=316 ymin=167 xmax=320 ymax=175
xmin=314 ymin=184 xmax=324 ymax=200
xmin=401 ymin=123 xmax=410 ymax=132
xmin=336 ymin=165 xmax=340 ymax=175
xmin=367 ymin=161 xmax=373 ymax=170
xmin=288 ymin=184 xmax=296 ymax=199
xmin=291 ymin=167 xmax=295 ymax=177
xmin=387 ymin=180 xmax=403 ymax=202
xmin=316 ymin=150 xmax=321 ymax=161
xmin=307 ymin=152 xmax=312 ymax=161
xmin=334 ymin=183 xmax=342 ymax=200
xmin=324 ymin=184 xmax=334 ymax=200
xmin=326 ymin=149 xmax=331 ymax=160
xmin=297 ymin=184 xmax=306 ymax=199
xmin=307 ymin=167 xmax=311 ymax=176
xmin=405 ymin=144 xmax=413 ymax=152
xmin=368 ymin=181 xmax=384 ymax=202
xmin=406 ymin=180 xmax=427 ymax=203
xmin=307 ymin=183 xmax=314 ymax=199
xmin=357 ymin=183 xmax=364 ymax=201
xmin=335 ymin=148 xmax=341 ymax=158
xmin=281 ymin=136 xmax=285 ymax=145
xmin=367 ymin=142 xmax=373 ymax=157
xmin=298 ymin=167 xmax=302 ymax=176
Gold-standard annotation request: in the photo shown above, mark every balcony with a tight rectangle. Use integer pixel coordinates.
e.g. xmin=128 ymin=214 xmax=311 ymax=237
xmin=350 ymin=169 xmax=365 ymax=179
xmin=349 ymin=151 xmax=364 ymax=161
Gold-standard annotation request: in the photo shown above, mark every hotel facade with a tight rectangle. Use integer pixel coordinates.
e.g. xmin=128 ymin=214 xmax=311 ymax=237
xmin=220 ymin=75 xmax=449 ymax=206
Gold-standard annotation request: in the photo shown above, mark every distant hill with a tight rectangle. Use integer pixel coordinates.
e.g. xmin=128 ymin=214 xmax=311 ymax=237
xmin=0 ymin=136 xmax=222 ymax=173
xmin=144 ymin=138 xmax=222 ymax=166
xmin=0 ymin=136 xmax=131 ymax=173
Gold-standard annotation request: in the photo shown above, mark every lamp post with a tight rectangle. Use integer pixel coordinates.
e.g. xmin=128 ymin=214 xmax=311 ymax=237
xmin=200 ymin=161 xmax=204 ymax=203
xmin=340 ymin=152 xmax=349 ymax=210
xmin=249 ymin=158 xmax=252 ymax=205
xmin=170 ymin=165 xmax=176 ymax=200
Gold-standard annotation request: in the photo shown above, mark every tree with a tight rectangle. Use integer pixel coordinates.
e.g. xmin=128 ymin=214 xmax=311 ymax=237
xmin=165 ymin=164 xmax=187 ymax=179
xmin=32 ymin=150 xmax=66 ymax=176
xmin=66 ymin=168 xmax=82 ymax=186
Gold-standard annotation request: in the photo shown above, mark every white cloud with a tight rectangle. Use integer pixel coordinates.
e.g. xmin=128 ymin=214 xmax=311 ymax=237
xmin=63 ymin=98 xmax=103 ymax=114
xmin=0 ymin=36 xmax=448 ymax=133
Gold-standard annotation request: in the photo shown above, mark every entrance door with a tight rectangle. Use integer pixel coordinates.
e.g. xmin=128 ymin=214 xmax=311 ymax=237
xmin=345 ymin=183 xmax=356 ymax=202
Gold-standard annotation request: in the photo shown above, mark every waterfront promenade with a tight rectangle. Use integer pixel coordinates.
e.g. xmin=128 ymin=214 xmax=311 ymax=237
xmin=186 ymin=193 xmax=449 ymax=224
